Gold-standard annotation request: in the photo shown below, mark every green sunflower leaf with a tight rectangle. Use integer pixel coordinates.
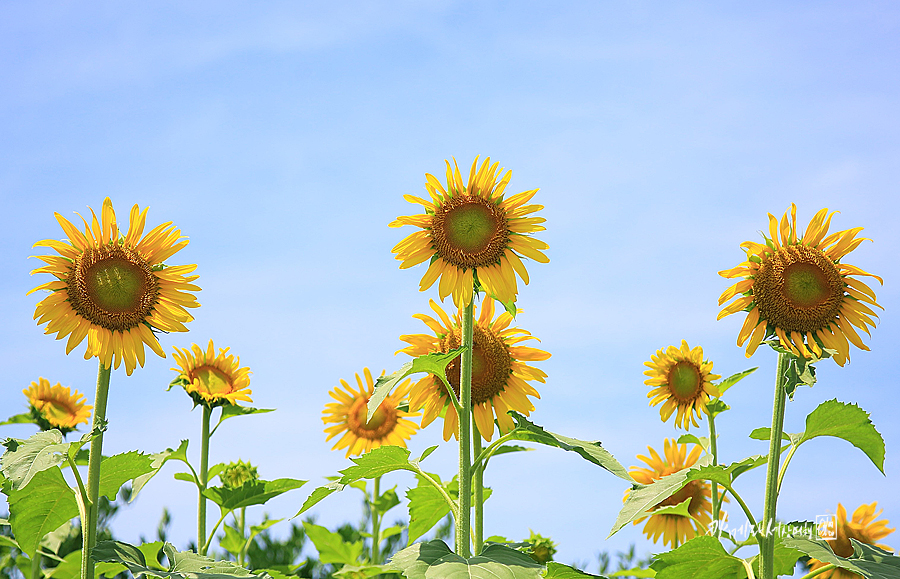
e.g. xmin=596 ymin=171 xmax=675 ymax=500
xmin=748 ymin=428 xmax=795 ymax=444
xmin=133 ymin=440 xmax=191 ymax=500
xmin=493 ymin=445 xmax=533 ymax=457
xmin=98 ymin=451 xmax=155 ymax=500
xmin=339 ymin=445 xmax=416 ymax=481
xmin=686 ymin=455 xmax=767 ymax=486
xmin=203 ymin=478 xmax=306 ymax=511
xmin=374 ymin=487 xmax=401 ymax=514
xmin=0 ymin=413 xmax=37 ymax=426
xmin=649 ymin=536 xmax=747 ymax=579
xmin=781 ymin=537 xmax=900 ymax=578
xmin=366 ymin=348 xmax=466 ymax=422
xmin=7 ymin=467 xmax=78 ymax=558
xmin=93 ymin=540 xmax=263 ymax=578
xmin=294 ymin=481 xmax=346 ymax=517
xmin=210 ymin=406 xmax=275 ymax=438
xmin=608 ymin=454 xmax=712 ymax=538
xmin=302 ymin=521 xmax=364 ymax=566
xmin=705 ymin=399 xmax=730 ymax=418
xmin=544 ymin=561 xmax=609 ymax=578
xmin=407 ymin=475 xmax=449 ymax=544
xmin=333 ymin=564 xmax=393 ymax=579
xmin=715 ymin=367 xmax=757 ymax=396
xmin=219 ymin=524 xmax=245 ymax=557
xmin=798 ymin=399 xmax=885 ymax=474
xmin=387 ymin=540 xmax=543 ymax=579
xmin=743 ymin=534 xmax=805 ymax=578
xmin=675 ymin=434 xmax=710 ymax=452
xmin=508 ymin=412 xmax=633 ymax=483
xmin=608 ymin=569 xmax=654 ymax=578
xmin=0 ymin=429 xmax=92 ymax=490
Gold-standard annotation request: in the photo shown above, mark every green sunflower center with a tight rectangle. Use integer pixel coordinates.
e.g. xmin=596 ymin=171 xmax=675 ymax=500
xmin=194 ymin=366 xmax=232 ymax=395
xmin=431 ymin=195 xmax=510 ymax=269
xmin=667 ymin=361 xmax=702 ymax=401
xmin=348 ymin=396 xmax=398 ymax=440
xmin=68 ymin=245 xmax=160 ymax=332
xmin=442 ymin=324 xmax=513 ymax=405
xmin=753 ymin=244 xmax=844 ymax=334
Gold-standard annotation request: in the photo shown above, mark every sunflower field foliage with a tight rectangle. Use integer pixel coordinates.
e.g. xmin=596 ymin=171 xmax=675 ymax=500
xmin=2 ymin=167 xmax=899 ymax=579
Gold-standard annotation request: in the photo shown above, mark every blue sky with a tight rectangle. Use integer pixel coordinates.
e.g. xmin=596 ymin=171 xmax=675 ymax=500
xmin=2 ymin=1 xmax=898 ymax=574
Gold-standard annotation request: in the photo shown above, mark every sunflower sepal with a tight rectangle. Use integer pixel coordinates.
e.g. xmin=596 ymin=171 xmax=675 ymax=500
xmin=366 ymin=347 xmax=467 ymax=422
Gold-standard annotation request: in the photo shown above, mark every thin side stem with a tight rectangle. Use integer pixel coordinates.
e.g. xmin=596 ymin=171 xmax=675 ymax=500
xmin=760 ymin=352 xmax=789 ymax=579
xmin=472 ymin=419 xmax=484 ymax=556
xmin=800 ymin=564 xmax=836 ymax=579
xmin=722 ymin=484 xmax=759 ymax=533
xmin=776 ymin=444 xmax=800 ymax=494
xmin=472 ymin=431 xmax=517 ymax=472
xmin=80 ymin=362 xmax=111 ymax=579
xmin=455 ymin=296 xmax=474 ymax=558
xmin=198 ymin=405 xmax=212 ymax=555
xmin=708 ymin=410 xmax=721 ymax=537
xmin=31 ymin=551 xmax=41 ymax=579
xmin=371 ymin=476 xmax=382 ymax=564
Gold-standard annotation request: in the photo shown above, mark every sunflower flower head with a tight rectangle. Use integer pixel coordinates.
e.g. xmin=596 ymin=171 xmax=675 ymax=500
xmin=170 ymin=340 xmax=252 ymax=409
xmin=718 ymin=203 xmax=882 ymax=366
xmin=219 ymin=460 xmax=260 ymax=489
xmin=644 ymin=340 xmax=721 ymax=430
xmin=322 ymin=368 xmax=421 ymax=458
xmin=23 ymin=377 xmax=92 ymax=434
xmin=807 ymin=502 xmax=894 ymax=579
xmin=627 ymin=439 xmax=721 ymax=548
xmin=28 ymin=198 xmax=201 ymax=375
xmin=398 ymin=296 xmax=550 ymax=442
xmin=390 ymin=156 xmax=548 ymax=308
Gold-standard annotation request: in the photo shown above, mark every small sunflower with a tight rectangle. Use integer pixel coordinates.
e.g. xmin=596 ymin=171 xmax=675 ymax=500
xmin=171 ymin=340 xmax=252 ymax=408
xmin=644 ymin=340 xmax=721 ymax=430
xmin=322 ymin=368 xmax=421 ymax=458
xmin=807 ymin=502 xmax=894 ymax=578
xmin=29 ymin=198 xmax=200 ymax=375
xmin=718 ymin=204 xmax=882 ymax=366
xmin=390 ymin=156 xmax=548 ymax=308
xmin=398 ymin=297 xmax=549 ymax=442
xmin=23 ymin=377 xmax=92 ymax=433
xmin=628 ymin=439 xmax=719 ymax=548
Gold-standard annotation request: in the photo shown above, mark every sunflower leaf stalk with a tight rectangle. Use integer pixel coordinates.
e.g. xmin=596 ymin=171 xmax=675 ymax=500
xmin=80 ymin=362 xmax=111 ymax=579
xmin=456 ymin=296 xmax=474 ymax=557
xmin=760 ymin=352 xmax=790 ymax=579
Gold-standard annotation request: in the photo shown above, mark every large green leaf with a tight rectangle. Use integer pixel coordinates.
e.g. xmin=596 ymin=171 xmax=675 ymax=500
xmin=132 ymin=440 xmax=190 ymax=500
xmin=798 ymin=399 xmax=885 ymax=474
xmin=7 ymin=467 xmax=78 ymax=557
xmin=1 ymin=430 xmax=73 ymax=490
xmin=686 ymin=455 xmax=767 ymax=486
xmin=544 ymin=562 xmax=609 ymax=578
xmin=0 ymin=413 xmax=37 ymax=426
xmin=387 ymin=540 xmax=543 ymax=579
xmin=407 ymin=476 xmax=449 ymax=543
xmin=743 ymin=535 xmax=803 ymax=578
xmin=93 ymin=540 xmax=263 ymax=578
xmin=609 ymin=455 xmax=711 ymax=538
xmin=366 ymin=349 xmax=466 ymax=421
xmin=508 ymin=413 xmax=633 ymax=483
xmin=649 ymin=536 xmax=746 ymax=579
xmin=339 ymin=445 xmax=417 ymax=481
xmin=294 ymin=481 xmax=345 ymax=517
xmin=302 ymin=521 xmax=363 ymax=566
xmin=715 ymin=368 xmax=758 ymax=396
xmin=782 ymin=537 xmax=900 ymax=578
xmin=98 ymin=451 xmax=155 ymax=500
xmin=204 ymin=478 xmax=305 ymax=511
xmin=43 ymin=549 xmax=131 ymax=579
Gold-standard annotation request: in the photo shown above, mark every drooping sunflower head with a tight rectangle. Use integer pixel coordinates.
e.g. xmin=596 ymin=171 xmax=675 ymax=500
xmin=170 ymin=340 xmax=252 ymax=408
xmin=398 ymin=296 xmax=550 ymax=442
xmin=644 ymin=340 xmax=721 ymax=430
xmin=390 ymin=156 xmax=548 ymax=308
xmin=628 ymin=439 xmax=720 ymax=548
xmin=22 ymin=377 xmax=92 ymax=434
xmin=322 ymin=367 xmax=421 ymax=458
xmin=29 ymin=198 xmax=201 ymax=375
xmin=807 ymin=502 xmax=895 ymax=579
xmin=219 ymin=460 xmax=260 ymax=489
xmin=718 ymin=204 xmax=882 ymax=366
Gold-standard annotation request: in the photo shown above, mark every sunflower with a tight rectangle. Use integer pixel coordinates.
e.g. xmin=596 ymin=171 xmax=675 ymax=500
xmin=28 ymin=198 xmax=200 ymax=375
xmin=628 ymin=439 xmax=719 ymax=548
xmin=23 ymin=377 xmax=92 ymax=433
xmin=322 ymin=368 xmax=421 ymax=458
xmin=807 ymin=502 xmax=894 ymax=578
xmin=171 ymin=340 xmax=252 ymax=408
xmin=718 ymin=204 xmax=882 ymax=366
xmin=398 ymin=296 xmax=549 ymax=442
xmin=390 ymin=156 xmax=548 ymax=308
xmin=644 ymin=340 xmax=721 ymax=430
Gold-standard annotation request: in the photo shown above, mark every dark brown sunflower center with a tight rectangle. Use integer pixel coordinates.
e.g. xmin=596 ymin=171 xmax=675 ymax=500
xmin=347 ymin=396 xmax=398 ymax=440
xmin=656 ymin=480 xmax=703 ymax=515
xmin=441 ymin=324 xmax=512 ymax=405
xmin=192 ymin=365 xmax=233 ymax=395
xmin=431 ymin=195 xmax=509 ymax=269
xmin=667 ymin=361 xmax=702 ymax=402
xmin=753 ymin=245 xmax=844 ymax=334
xmin=68 ymin=245 xmax=159 ymax=332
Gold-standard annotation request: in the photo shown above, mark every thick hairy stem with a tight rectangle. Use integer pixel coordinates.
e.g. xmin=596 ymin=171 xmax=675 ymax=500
xmin=472 ymin=420 xmax=484 ymax=555
xmin=81 ymin=362 xmax=111 ymax=579
xmin=198 ymin=405 xmax=212 ymax=555
xmin=709 ymin=410 xmax=721 ymax=536
xmin=455 ymin=297 xmax=474 ymax=557
xmin=760 ymin=352 xmax=789 ymax=579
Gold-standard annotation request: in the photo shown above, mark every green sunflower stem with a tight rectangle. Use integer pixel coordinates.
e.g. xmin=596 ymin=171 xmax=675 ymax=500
xmin=198 ymin=405 xmax=212 ymax=555
xmin=455 ymin=295 xmax=474 ymax=558
xmin=760 ymin=352 xmax=789 ymax=579
xmin=371 ymin=475 xmax=382 ymax=564
xmin=708 ymin=409 xmax=721 ymax=537
xmin=81 ymin=362 xmax=111 ymax=579
xmin=472 ymin=420 xmax=484 ymax=556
